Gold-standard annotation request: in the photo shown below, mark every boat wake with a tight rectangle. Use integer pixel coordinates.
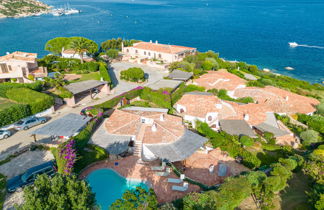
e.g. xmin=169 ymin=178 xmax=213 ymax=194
xmin=289 ymin=42 xmax=324 ymax=49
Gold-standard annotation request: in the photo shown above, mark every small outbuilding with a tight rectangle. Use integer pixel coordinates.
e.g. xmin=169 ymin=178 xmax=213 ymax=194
xmin=64 ymin=80 xmax=111 ymax=106
xmin=147 ymin=79 xmax=182 ymax=91
xmin=168 ymin=70 xmax=193 ymax=81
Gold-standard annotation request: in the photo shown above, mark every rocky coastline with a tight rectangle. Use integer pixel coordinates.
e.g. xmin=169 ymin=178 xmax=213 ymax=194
xmin=0 ymin=0 xmax=51 ymax=18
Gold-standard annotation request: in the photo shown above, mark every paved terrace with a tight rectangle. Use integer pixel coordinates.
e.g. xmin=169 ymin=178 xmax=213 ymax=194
xmin=79 ymin=156 xmax=200 ymax=203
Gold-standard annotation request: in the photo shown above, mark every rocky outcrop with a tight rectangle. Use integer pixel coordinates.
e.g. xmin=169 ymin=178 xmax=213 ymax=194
xmin=0 ymin=0 xmax=50 ymax=18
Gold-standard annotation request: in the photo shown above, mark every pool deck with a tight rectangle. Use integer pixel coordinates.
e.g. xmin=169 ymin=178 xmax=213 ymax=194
xmin=79 ymin=149 xmax=249 ymax=203
xmin=79 ymin=156 xmax=200 ymax=203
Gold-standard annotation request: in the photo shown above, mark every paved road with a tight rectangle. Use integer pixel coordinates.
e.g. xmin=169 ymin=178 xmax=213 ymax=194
xmin=0 ymin=62 xmax=167 ymax=160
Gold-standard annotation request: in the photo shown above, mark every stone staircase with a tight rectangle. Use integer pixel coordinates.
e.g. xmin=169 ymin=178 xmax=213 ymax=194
xmin=133 ymin=124 xmax=147 ymax=157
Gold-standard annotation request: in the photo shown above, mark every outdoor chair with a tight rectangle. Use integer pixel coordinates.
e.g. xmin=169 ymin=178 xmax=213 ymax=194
xmin=172 ymin=182 xmax=189 ymax=192
xmin=155 ymin=167 xmax=171 ymax=177
xmin=151 ymin=161 xmax=166 ymax=171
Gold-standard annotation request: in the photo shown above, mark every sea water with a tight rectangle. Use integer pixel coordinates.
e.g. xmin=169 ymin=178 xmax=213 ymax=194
xmin=0 ymin=0 xmax=323 ymax=83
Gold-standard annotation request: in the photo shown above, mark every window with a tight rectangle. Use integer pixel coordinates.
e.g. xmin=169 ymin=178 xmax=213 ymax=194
xmin=148 ymin=52 xmax=151 ymax=56
xmin=135 ymin=50 xmax=138 ymax=54
xmin=158 ymin=54 xmax=162 ymax=58
xmin=0 ymin=64 xmax=9 ymax=73
xmin=144 ymin=51 xmax=146 ymax=55
xmin=141 ymin=118 xmax=146 ymax=123
xmin=8 ymin=65 xmax=12 ymax=71
xmin=180 ymin=108 xmax=184 ymax=113
xmin=208 ymin=116 xmax=213 ymax=121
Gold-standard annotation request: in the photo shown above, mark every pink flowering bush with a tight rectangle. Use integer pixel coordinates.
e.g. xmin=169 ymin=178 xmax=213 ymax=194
xmin=59 ymin=140 xmax=77 ymax=175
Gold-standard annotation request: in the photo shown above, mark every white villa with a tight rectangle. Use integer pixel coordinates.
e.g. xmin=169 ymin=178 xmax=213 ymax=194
xmin=0 ymin=51 xmax=47 ymax=83
xmin=122 ymin=41 xmax=196 ymax=64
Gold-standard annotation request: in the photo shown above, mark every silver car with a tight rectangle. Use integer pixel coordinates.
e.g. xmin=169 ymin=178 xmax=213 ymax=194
xmin=0 ymin=130 xmax=11 ymax=139
xmin=14 ymin=117 xmax=47 ymax=130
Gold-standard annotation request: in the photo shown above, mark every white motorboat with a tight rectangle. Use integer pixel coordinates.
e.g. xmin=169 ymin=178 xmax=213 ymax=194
xmin=289 ymin=42 xmax=298 ymax=48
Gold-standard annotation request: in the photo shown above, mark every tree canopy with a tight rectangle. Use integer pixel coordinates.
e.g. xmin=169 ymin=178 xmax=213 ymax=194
xmin=45 ymin=37 xmax=71 ymax=55
xmin=19 ymin=174 xmax=96 ymax=210
xmin=110 ymin=187 xmax=158 ymax=210
xmin=44 ymin=37 xmax=98 ymax=60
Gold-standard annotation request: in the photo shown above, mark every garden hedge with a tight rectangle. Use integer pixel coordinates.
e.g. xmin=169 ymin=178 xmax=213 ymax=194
xmin=0 ymin=104 xmax=30 ymax=127
xmin=6 ymin=88 xmax=54 ymax=114
xmin=99 ymin=62 xmax=111 ymax=83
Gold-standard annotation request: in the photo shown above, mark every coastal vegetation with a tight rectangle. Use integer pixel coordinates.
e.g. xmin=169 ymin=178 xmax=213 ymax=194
xmin=100 ymin=38 xmax=139 ymax=51
xmin=0 ymin=0 xmax=49 ymax=18
xmin=169 ymin=51 xmax=324 ymax=100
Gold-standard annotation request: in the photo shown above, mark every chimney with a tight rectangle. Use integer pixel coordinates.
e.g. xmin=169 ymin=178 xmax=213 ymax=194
xmin=160 ymin=114 xmax=165 ymax=121
xmin=244 ymin=114 xmax=249 ymax=121
xmin=152 ymin=123 xmax=157 ymax=132
xmin=285 ymin=96 xmax=289 ymax=101
xmin=155 ymin=40 xmax=158 ymax=44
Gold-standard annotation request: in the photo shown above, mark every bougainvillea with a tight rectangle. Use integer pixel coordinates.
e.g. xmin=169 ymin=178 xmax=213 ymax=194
xmin=59 ymin=140 xmax=76 ymax=175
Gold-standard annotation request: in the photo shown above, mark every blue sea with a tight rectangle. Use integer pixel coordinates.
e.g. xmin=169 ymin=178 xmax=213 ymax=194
xmin=0 ymin=0 xmax=323 ymax=83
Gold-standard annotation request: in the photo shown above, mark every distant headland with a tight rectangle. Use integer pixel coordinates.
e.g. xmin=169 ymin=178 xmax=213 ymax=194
xmin=0 ymin=0 xmax=50 ymax=18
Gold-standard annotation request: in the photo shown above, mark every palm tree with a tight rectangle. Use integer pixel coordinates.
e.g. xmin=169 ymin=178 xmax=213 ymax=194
xmin=69 ymin=37 xmax=89 ymax=63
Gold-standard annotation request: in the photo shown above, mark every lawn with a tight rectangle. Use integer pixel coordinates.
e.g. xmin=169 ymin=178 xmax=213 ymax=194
xmin=279 ymin=171 xmax=312 ymax=210
xmin=74 ymin=144 xmax=108 ymax=174
xmin=76 ymin=72 xmax=101 ymax=82
xmin=0 ymin=97 xmax=16 ymax=110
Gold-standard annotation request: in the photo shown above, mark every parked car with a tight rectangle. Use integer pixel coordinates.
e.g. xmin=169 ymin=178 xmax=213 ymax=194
xmin=0 ymin=130 xmax=11 ymax=139
xmin=7 ymin=161 xmax=56 ymax=193
xmin=14 ymin=116 xmax=47 ymax=130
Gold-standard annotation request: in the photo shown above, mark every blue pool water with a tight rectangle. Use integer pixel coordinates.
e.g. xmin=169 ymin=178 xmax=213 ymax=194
xmin=0 ymin=0 xmax=324 ymax=83
xmin=86 ymin=168 xmax=149 ymax=209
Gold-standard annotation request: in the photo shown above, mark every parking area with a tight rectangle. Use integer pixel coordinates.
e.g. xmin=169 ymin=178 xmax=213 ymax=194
xmin=109 ymin=62 xmax=168 ymax=94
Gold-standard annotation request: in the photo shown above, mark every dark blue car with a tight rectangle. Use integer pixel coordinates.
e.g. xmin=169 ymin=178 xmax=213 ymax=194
xmin=7 ymin=161 xmax=56 ymax=193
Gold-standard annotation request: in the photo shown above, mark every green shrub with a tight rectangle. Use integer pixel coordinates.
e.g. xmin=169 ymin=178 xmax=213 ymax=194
xmin=27 ymin=74 xmax=35 ymax=81
xmin=316 ymin=103 xmax=324 ymax=115
xmin=99 ymin=62 xmax=111 ymax=83
xmin=106 ymin=49 xmax=119 ymax=59
xmin=0 ymin=103 xmax=31 ymax=127
xmin=300 ymin=130 xmax=321 ymax=146
xmin=120 ymin=67 xmax=145 ymax=82
xmin=74 ymin=119 xmax=99 ymax=150
xmin=240 ymin=136 xmax=254 ymax=146
xmin=6 ymin=88 xmax=54 ymax=114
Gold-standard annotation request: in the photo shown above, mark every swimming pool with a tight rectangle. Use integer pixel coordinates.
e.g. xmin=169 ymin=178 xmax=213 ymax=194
xmin=86 ymin=168 xmax=149 ymax=209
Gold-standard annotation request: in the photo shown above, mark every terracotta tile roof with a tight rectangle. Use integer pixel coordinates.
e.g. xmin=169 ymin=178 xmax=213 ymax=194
xmin=131 ymin=42 xmax=196 ymax=54
xmin=233 ymin=86 xmax=320 ymax=114
xmin=175 ymin=92 xmax=237 ymax=119
xmin=193 ymin=70 xmax=247 ymax=91
xmin=175 ymin=92 xmax=273 ymax=126
xmin=0 ymin=51 xmax=37 ymax=62
xmin=105 ymin=108 xmax=185 ymax=144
